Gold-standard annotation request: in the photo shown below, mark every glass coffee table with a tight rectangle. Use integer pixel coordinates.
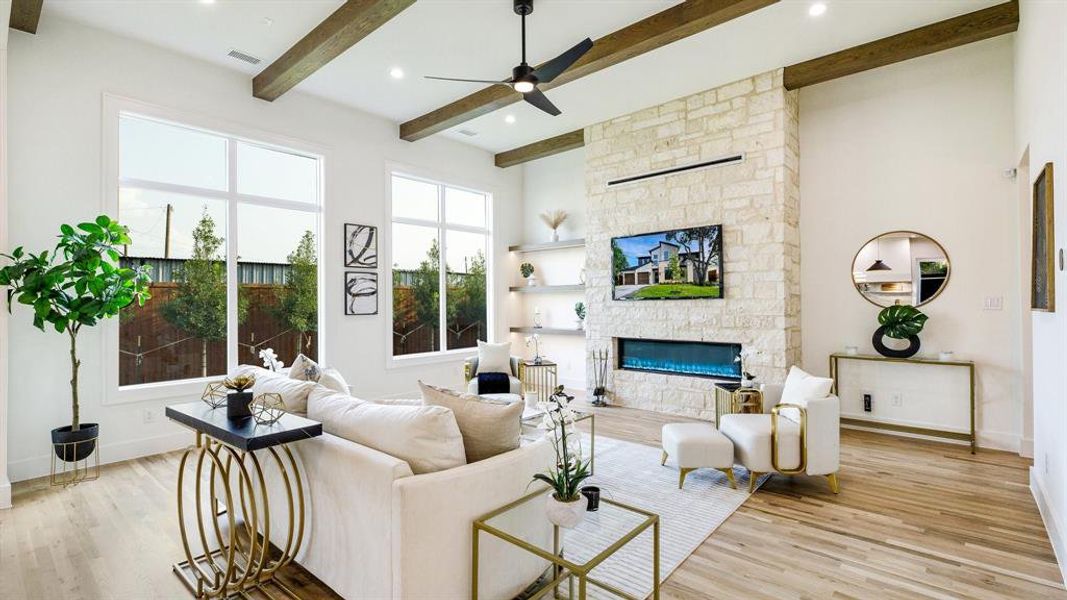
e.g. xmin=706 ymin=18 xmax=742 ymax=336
xmin=472 ymin=487 xmax=660 ymax=600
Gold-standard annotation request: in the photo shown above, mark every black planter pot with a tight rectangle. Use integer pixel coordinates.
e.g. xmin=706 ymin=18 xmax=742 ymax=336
xmin=872 ymin=325 xmax=921 ymax=359
xmin=227 ymin=392 xmax=254 ymax=419
xmin=51 ymin=423 xmax=99 ymax=462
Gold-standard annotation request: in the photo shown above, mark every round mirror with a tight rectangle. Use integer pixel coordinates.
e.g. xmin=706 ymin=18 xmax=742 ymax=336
xmin=851 ymin=231 xmax=950 ymax=307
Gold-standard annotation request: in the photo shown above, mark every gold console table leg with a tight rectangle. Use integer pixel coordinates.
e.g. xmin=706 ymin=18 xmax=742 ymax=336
xmin=173 ymin=439 xmax=306 ymax=599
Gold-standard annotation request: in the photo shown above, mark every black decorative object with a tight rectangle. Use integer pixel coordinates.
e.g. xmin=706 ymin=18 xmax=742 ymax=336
xmin=580 ymin=486 xmax=600 ymax=511
xmin=872 ymin=305 xmax=928 ymax=359
xmin=227 ymin=392 xmax=254 ymax=420
xmin=872 ymin=326 xmax=921 ymax=358
xmin=51 ymin=423 xmax=98 ymax=462
xmin=591 ymin=349 xmax=609 ymax=407
xmin=344 ymin=223 xmax=378 ymax=268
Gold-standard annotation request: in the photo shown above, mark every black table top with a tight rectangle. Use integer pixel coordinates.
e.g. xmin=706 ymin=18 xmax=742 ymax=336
xmin=166 ymin=401 xmax=322 ymax=451
xmin=713 ymin=382 xmax=743 ymax=392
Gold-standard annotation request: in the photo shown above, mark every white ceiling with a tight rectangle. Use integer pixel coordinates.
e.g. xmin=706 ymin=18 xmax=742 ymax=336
xmin=44 ymin=0 xmax=1005 ymax=153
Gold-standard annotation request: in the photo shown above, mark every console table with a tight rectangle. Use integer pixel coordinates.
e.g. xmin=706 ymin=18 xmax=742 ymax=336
xmin=166 ymin=401 xmax=322 ymax=599
xmin=828 ymin=353 xmax=976 ymax=453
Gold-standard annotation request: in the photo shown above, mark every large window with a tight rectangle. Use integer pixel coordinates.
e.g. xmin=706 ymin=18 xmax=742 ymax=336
xmin=117 ymin=113 xmax=322 ymax=386
xmin=391 ymin=173 xmax=490 ymax=358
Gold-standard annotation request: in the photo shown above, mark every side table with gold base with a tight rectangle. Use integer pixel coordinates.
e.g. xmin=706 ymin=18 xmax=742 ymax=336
xmin=521 ymin=359 xmax=559 ymax=405
xmin=714 ymin=383 xmax=764 ymax=425
xmin=166 ymin=402 xmax=322 ymax=599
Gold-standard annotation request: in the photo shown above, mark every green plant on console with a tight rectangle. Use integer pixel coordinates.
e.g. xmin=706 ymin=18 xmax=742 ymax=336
xmin=877 ymin=304 xmax=928 ymax=339
xmin=574 ymin=301 xmax=586 ymax=320
xmin=0 ymin=215 xmax=152 ymax=431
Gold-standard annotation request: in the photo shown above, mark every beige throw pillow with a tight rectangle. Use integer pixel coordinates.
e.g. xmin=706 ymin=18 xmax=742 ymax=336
xmin=419 ymin=382 xmax=522 ymax=462
xmin=289 ymin=353 xmax=323 ymax=382
xmin=476 ymin=340 xmax=511 ymax=375
xmin=318 ymin=368 xmax=349 ymax=394
xmin=308 ymin=387 xmax=466 ymax=474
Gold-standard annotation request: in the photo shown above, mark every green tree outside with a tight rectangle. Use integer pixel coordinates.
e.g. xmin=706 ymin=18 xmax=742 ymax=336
xmin=273 ymin=229 xmax=318 ymax=359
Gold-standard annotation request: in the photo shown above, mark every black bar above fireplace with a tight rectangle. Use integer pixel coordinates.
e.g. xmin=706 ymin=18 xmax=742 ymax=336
xmin=617 ymin=338 xmax=741 ymax=380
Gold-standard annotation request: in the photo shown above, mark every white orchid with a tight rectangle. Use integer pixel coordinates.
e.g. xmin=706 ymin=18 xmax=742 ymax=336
xmin=259 ymin=348 xmax=284 ymax=372
xmin=525 ymin=334 xmax=543 ymax=363
xmin=531 ymin=386 xmax=591 ymax=502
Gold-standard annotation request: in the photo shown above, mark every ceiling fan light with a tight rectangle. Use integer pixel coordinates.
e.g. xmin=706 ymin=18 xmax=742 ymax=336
xmin=866 ymin=260 xmax=892 ymax=272
xmin=513 ymin=80 xmax=535 ymax=93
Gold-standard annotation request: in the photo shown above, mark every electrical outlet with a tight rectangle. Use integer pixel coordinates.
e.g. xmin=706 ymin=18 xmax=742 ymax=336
xmin=890 ymin=392 xmax=903 ymax=408
xmin=142 ymin=408 xmax=158 ymax=424
xmin=862 ymin=393 xmax=872 ymax=412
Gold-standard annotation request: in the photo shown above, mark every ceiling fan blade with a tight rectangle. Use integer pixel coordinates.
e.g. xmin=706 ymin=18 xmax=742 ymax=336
xmin=523 ymin=87 xmax=561 ymax=116
xmin=424 ymin=76 xmax=512 ymax=86
xmin=531 ymin=38 xmax=593 ymax=84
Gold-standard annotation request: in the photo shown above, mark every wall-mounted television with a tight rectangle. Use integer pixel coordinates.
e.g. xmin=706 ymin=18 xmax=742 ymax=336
xmin=611 ymin=224 xmax=723 ymax=301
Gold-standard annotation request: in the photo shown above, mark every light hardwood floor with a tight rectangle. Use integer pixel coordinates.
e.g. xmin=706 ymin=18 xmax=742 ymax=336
xmin=0 ymin=404 xmax=1062 ymax=600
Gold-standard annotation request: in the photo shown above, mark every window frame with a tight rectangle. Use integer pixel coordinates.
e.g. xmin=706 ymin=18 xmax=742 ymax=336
xmin=385 ymin=166 xmax=494 ymax=369
xmin=101 ymin=95 xmax=327 ymax=405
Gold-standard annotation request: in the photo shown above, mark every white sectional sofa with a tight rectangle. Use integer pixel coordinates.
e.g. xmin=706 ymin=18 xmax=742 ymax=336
xmin=244 ymin=366 xmax=554 ymax=599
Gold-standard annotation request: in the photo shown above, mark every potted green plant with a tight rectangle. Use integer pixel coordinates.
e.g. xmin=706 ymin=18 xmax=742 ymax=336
xmin=0 ymin=216 xmax=152 ymax=463
xmin=533 ymin=386 xmax=592 ymax=528
xmin=873 ymin=304 xmax=928 ymax=358
xmin=574 ymin=301 xmax=586 ymax=330
xmin=520 ymin=262 xmax=536 ymax=287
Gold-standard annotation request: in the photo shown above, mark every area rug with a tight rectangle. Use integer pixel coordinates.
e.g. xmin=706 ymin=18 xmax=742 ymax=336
xmin=560 ymin=434 xmax=766 ymax=599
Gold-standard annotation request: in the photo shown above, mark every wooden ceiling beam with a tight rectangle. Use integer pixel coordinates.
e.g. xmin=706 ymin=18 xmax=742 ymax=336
xmin=10 ymin=0 xmax=43 ymax=34
xmin=494 ymin=129 xmax=585 ymax=168
xmin=401 ymin=0 xmax=779 ymax=142
xmin=783 ymin=0 xmax=1018 ymax=90
xmin=253 ymin=0 xmax=415 ymax=102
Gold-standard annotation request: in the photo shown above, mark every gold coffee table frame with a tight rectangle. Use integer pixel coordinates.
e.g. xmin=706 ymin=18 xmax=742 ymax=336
xmin=173 ymin=432 xmax=306 ymax=599
xmin=472 ymin=487 xmax=660 ymax=600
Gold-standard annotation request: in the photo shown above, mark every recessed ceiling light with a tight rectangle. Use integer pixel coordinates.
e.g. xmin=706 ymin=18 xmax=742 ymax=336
xmin=504 ymin=114 xmax=516 ymax=124
xmin=389 ymin=67 xmax=405 ymax=79
xmin=808 ymin=2 xmax=827 ymax=17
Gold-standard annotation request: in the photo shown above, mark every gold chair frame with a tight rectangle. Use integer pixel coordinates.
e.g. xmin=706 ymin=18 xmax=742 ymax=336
xmin=768 ymin=402 xmax=840 ymax=494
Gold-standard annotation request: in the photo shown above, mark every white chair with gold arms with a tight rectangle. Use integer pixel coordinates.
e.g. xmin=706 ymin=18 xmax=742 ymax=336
xmin=719 ymin=366 xmax=841 ymax=494
xmin=463 ymin=356 xmax=524 ymax=396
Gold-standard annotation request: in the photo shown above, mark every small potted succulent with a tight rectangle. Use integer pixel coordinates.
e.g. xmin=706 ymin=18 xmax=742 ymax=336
xmin=520 ymin=262 xmax=536 ymax=286
xmin=533 ymin=386 xmax=592 ymax=528
xmin=223 ymin=374 xmax=256 ymax=419
xmin=574 ymin=301 xmax=586 ymax=330
xmin=873 ymin=305 xmax=928 ymax=358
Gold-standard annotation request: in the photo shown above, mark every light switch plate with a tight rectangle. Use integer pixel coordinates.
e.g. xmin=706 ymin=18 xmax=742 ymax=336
xmin=983 ymin=296 xmax=1003 ymax=310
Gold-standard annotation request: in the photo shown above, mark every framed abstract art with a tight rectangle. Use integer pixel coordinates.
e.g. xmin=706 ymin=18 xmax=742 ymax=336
xmin=345 ymin=271 xmax=378 ymax=316
xmin=345 ymin=223 xmax=378 ymax=269
xmin=1032 ymin=162 xmax=1055 ymax=312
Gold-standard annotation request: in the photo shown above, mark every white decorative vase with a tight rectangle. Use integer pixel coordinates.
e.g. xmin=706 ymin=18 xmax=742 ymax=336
xmin=551 ymin=229 xmax=559 ymax=243
xmin=527 ymin=275 xmax=537 ymax=287
xmin=741 ymin=375 xmax=756 ymax=388
xmin=577 ymin=319 xmax=585 ymax=331
xmin=545 ymin=494 xmax=588 ymax=528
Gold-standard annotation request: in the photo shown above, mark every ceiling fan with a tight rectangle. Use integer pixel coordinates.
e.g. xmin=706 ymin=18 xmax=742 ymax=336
xmin=424 ymin=0 xmax=593 ymax=116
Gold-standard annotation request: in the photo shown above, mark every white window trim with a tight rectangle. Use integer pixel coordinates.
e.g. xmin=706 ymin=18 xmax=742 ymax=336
xmin=101 ymin=94 xmax=328 ymax=405
xmin=384 ymin=164 xmax=495 ymax=370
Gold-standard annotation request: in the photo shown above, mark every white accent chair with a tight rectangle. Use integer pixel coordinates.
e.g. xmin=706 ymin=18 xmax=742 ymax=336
xmin=463 ymin=355 xmax=524 ymax=396
xmin=719 ymin=370 xmax=841 ymax=494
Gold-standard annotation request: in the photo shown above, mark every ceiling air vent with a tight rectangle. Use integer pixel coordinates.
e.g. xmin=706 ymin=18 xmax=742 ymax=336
xmin=227 ymin=48 xmax=262 ymax=66
xmin=607 ymin=153 xmax=745 ymax=187
xmin=457 ymin=129 xmax=479 ymax=137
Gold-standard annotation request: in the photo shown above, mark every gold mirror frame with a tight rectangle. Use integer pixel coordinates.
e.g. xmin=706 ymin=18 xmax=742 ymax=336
xmin=851 ymin=230 xmax=951 ymax=308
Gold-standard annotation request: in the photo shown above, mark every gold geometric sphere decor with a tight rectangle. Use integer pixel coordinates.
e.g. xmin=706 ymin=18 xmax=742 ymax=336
xmin=201 ymin=381 xmax=228 ymax=409
xmin=251 ymin=393 xmax=286 ymax=425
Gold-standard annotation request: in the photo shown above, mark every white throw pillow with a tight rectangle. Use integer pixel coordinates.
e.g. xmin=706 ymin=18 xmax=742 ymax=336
xmin=308 ymin=387 xmax=467 ymax=474
xmin=235 ymin=366 xmax=318 ymax=415
xmin=419 ymin=382 xmax=522 ymax=463
xmin=477 ymin=340 xmax=511 ymax=375
xmin=780 ymin=366 xmax=833 ymax=411
xmin=318 ymin=368 xmax=349 ymax=394
xmin=289 ymin=354 xmax=322 ymax=382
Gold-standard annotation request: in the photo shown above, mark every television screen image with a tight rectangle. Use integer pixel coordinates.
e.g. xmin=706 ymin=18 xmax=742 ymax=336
xmin=612 ymin=224 xmax=723 ymax=301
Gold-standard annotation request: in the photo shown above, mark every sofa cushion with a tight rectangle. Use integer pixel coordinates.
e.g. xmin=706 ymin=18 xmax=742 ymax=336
xmin=476 ymin=340 xmax=511 ymax=374
xmin=235 ymin=365 xmax=317 ymax=415
xmin=318 ymin=368 xmax=349 ymax=394
xmin=289 ymin=353 xmax=323 ymax=382
xmin=719 ymin=413 xmax=801 ymax=473
xmin=419 ymin=382 xmax=522 ymax=463
xmin=308 ymin=387 xmax=466 ymax=474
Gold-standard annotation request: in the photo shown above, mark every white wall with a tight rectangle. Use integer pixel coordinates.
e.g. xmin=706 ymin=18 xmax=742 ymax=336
xmin=1015 ymin=0 xmax=1067 ymax=582
xmin=5 ymin=18 xmax=522 ymax=482
xmin=0 ymin=0 xmax=12 ymax=508
xmin=799 ymin=36 xmax=1020 ymax=450
xmin=514 ymin=148 xmax=586 ymax=387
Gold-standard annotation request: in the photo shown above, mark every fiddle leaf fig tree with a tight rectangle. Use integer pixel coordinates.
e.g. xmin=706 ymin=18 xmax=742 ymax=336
xmin=0 ymin=215 xmax=152 ymax=431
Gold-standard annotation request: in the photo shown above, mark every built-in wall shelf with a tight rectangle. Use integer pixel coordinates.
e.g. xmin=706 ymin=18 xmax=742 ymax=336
xmin=509 ymin=284 xmax=585 ymax=294
xmin=508 ymin=239 xmax=585 ymax=253
xmin=510 ymin=327 xmax=585 ymax=336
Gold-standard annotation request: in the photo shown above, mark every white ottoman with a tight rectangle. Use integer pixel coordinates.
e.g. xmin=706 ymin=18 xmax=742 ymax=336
xmin=661 ymin=423 xmax=737 ymax=489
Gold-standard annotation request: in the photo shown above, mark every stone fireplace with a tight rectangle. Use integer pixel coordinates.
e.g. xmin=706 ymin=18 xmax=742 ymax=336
xmin=585 ymin=69 xmax=801 ymax=419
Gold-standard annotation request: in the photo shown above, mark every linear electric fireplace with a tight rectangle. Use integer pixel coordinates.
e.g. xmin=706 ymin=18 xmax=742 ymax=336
xmin=617 ymin=338 xmax=741 ymax=380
